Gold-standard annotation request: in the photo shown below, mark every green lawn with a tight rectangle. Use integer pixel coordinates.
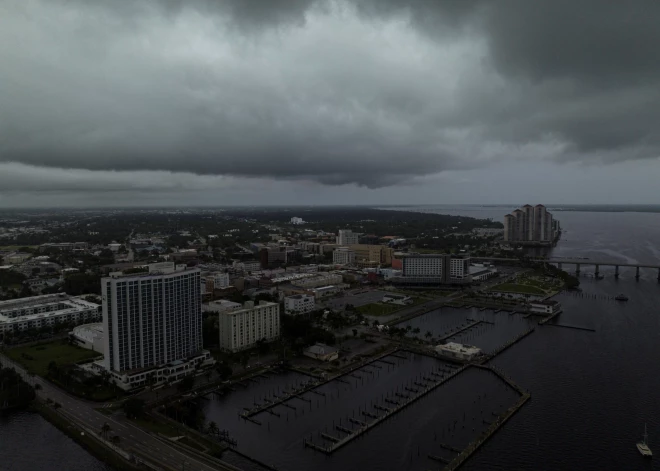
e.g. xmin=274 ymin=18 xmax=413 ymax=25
xmin=0 ymin=245 xmax=38 ymax=251
xmin=489 ymin=283 xmax=546 ymax=295
xmin=356 ymin=297 xmax=422 ymax=316
xmin=356 ymin=302 xmax=400 ymax=316
xmin=6 ymin=340 xmax=102 ymax=377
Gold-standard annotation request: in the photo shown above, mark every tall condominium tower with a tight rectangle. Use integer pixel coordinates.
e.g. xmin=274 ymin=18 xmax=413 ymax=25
xmin=503 ymin=204 xmax=556 ymax=242
xmin=102 ymin=262 xmax=202 ymax=374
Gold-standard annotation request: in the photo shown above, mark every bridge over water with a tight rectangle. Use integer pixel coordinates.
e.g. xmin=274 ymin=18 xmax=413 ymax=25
xmin=472 ymin=257 xmax=660 ymax=279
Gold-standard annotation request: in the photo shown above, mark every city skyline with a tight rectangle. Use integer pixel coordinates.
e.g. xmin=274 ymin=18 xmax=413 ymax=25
xmin=2 ymin=2 xmax=660 ymax=207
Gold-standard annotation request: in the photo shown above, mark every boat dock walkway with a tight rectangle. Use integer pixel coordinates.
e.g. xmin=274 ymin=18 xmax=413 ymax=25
xmin=441 ymin=364 xmax=531 ymax=470
xmin=304 ymin=366 xmax=468 ymax=454
xmin=543 ymin=323 xmax=595 ymax=332
xmin=487 ymin=327 xmax=536 ymax=359
xmin=439 ymin=320 xmax=485 ymax=342
xmin=241 ymin=347 xmax=402 ymax=420
xmin=443 ymin=392 xmax=530 ymax=471
xmin=538 ymin=310 xmax=562 ymax=325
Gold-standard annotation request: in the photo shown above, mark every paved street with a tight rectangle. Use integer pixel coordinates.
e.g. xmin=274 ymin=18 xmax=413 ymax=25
xmin=0 ymin=353 xmax=234 ymax=471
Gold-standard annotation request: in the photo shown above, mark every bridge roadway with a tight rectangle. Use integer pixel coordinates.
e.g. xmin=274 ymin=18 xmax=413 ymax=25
xmin=472 ymin=257 xmax=660 ymax=278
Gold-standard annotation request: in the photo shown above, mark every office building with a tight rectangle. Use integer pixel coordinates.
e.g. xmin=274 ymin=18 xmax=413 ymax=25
xmin=393 ymin=253 xmax=472 ymax=286
xmin=284 ymin=294 xmax=316 ymax=315
xmin=504 ymin=204 xmax=558 ymax=243
xmin=348 ymin=244 xmax=394 ymax=267
xmin=218 ymin=301 xmax=280 ymax=352
xmin=333 ymin=247 xmax=355 ymax=266
xmin=336 ymin=230 xmax=359 ymax=246
xmin=214 ymin=272 xmax=230 ymax=289
xmin=290 ymin=217 xmax=305 ymax=225
xmin=101 ymin=262 xmax=212 ymax=390
xmin=0 ymin=293 xmax=101 ymax=341
xmin=258 ymin=247 xmax=288 ymax=268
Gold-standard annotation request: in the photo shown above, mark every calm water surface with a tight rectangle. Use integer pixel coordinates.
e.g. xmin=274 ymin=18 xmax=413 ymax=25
xmin=0 ymin=411 xmax=114 ymax=471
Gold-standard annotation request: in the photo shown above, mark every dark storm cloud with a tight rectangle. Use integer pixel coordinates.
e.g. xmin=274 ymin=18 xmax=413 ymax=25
xmin=1 ymin=0 xmax=660 ymax=192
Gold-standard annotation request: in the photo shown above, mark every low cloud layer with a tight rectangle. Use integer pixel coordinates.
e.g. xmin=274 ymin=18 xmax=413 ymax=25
xmin=1 ymin=0 xmax=659 ymax=196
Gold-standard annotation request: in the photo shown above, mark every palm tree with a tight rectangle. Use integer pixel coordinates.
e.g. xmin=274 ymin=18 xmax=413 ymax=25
xmin=111 ymin=435 xmax=121 ymax=446
xmin=100 ymin=422 xmax=111 ymax=440
xmin=425 ymin=331 xmax=432 ymax=339
xmin=412 ymin=327 xmax=420 ymax=335
xmin=207 ymin=421 xmax=219 ymax=436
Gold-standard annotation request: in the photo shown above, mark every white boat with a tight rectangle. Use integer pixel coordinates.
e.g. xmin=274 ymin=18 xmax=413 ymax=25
xmin=637 ymin=423 xmax=653 ymax=458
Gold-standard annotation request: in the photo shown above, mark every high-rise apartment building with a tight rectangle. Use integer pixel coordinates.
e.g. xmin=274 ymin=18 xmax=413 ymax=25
xmin=336 ymin=230 xmax=359 ymax=245
xmin=503 ymin=204 xmax=557 ymax=243
xmin=101 ymin=262 xmax=210 ymax=389
xmin=218 ymin=301 xmax=280 ymax=352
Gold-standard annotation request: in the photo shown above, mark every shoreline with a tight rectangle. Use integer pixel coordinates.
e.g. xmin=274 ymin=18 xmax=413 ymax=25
xmin=31 ymin=401 xmax=143 ymax=471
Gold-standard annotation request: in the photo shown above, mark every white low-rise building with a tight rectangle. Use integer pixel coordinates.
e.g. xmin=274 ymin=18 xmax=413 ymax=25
xmin=284 ymin=294 xmax=315 ymax=315
xmin=218 ymin=301 xmax=280 ymax=352
xmin=291 ymin=273 xmax=343 ymax=289
xmin=435 ymin=342 xmax=482 ymax=361
xmin=91 ymin=351 xmax=214 ymax=391
xmin=382 ymin=293 xmax=413 ymax=305
xmin=70 ymin=323 xmax=105 ymax=354
xmin=310 ymin=285 xmax=341 ymax=298
xmin=304 ymin=343 xmax=339 ymax=362
xmin=0 ymin=293 xmax=101 ymax=340
xmin=469 ymin=265 xmax=498 ymax=282
xmin=530 ymin=300 xmax=562 ymax=314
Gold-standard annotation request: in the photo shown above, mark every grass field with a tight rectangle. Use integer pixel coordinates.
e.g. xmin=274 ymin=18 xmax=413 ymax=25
xmin=356 ymin=302 xmax=400 ymax=316
xmin=489 ymin=283 xmax=546 ymax=295
xmin=6 ymin=340 xmax=102 ymax=377
xmin=356 ymin=297 xmax=423 ymax=316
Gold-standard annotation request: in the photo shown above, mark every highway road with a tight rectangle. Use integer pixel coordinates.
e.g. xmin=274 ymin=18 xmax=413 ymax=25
xmin=0 ymin=353 xmax=236 ymax=471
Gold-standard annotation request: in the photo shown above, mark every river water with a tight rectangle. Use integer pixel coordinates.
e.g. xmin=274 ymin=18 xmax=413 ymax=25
xmin=4 ymin=205 xmax=660 ymax=470
xmin=0 ymin=411 xmax=113 ymax=471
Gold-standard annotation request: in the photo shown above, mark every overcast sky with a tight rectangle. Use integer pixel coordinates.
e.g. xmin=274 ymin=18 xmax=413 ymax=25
xmin=2 ymin=1 xmax=660 ymax=207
